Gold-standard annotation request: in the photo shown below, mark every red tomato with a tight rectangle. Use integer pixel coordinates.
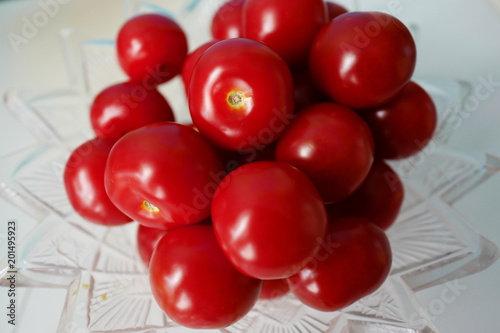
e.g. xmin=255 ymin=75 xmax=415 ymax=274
xmin=242 ymin=0 xmax=327 ymax=69
xmin=276 ymin=103 xmax=374 ymax=203
xmin=287 ymin=217 xmax=392 ymax=311
xmin=136 ymin=224 xmax=168 ymax=266
xmin=212 ymin=161 xmax=327 ymax=280
xmin=211 ymin=0 xmax=245 ymax=40
xmin=189 ymin=38 xmax=294 ymax=151
xmin=292 ymin=70 xmax=328 ymax=113
xmin=326 ymin=1 xmax=348 ymax=20
xmin=105 ymin=122 xmax=225 ymax=229
xmin=90 ymin=82 xmax=175 ymax=140
xmin=360 ymin=81 xmax=437 ymax=159
xmin=259 ymin=279 xmax=290 ymax=300
xmin=327 ymin=160 xmax=404 ymax=230
xmin=64 ymin=138 xmax=132 ymax=226
xmin=181 ymin=40 xmax=218 ymax=95
xmin=150 ymin=225 xmax=262 ymax=329
xmin=309 ymin=11 xmax=416 ymax=109
xmin=116 ymin=14 xmax=188 ymax=85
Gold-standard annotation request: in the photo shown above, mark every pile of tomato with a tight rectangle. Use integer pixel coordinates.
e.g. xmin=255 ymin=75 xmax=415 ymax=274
xmin=63 ymin=0 xmax=437 ymax=329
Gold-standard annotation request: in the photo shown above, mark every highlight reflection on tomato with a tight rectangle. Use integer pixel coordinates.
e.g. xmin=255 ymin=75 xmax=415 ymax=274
xmin=105 ymin=122 xmax=225 ymax=229
xmin=212 ymin=161 xmax=327 ymax=280
xmin=211 ymin=0 xmax=244 ymax=40
xmin=242 ymin=0 xmax=327 ymax=69
xmin=64 ymin=138 xmax=132 ymax=226
xmin=360 ymin=81 xmax=437 ymax=159
xmin=116 ymin=14 xmax=188 ymax=84
xmin=189 ymin=38 xmax=294 ymax=151
xmin=90 ymin=82 xmax=175 ymax=140
xmin=276 ymin=103 xmax=374 ymax=203
xmin=309 ymin=11 xmax=416 ymax=109
xmin=149 ymin=225 xmax=262 ymax=329
xmin=287 ymin=217 xmax=392 ymax=311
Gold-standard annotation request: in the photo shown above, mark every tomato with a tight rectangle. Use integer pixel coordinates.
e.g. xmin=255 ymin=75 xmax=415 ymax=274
xmin=136 ymin=224 xmax=168 ymax=266
xmin=242 ymin=0 xmax=327 ymax=69
xmin=327 ymin=160 xmax=404 ymax=230
xmin=276 ymin=103 xmax=374 ymax=203
xmin=360 ymin=81 xmax=437 ymax=159
xmin=212 ymin=161 xmax=327 ymax=280
xmin=116 ymin=14 xmax=188 ymax=85
xmin=211 ymin=0 xmax=245 ymax=40
xmin=181 ymin=40 xmax=218 ymax=95
xmin=64 ymin=138 xmax=132 ymax=226
xmin=326 ymin=1 xmax=348 ymax=20
xmin=287 ymin=217 xmax=392 ymax=311
xmin=259 ymin=279 xmax=290 ymax=300
xmin=189 ymin=38 xmax=294 ymax=151
xmin=105 ymin=122 xmax=225 ymax=229
xmin=90 ymin=82 xmax=175 ymax=140
xmin=292 ymin=70 xmax=328 ymax=113
xmin=149 ymin=225 xmax=262 ymax=329
xmin=309 ymin=11 xmax=416 ymax=109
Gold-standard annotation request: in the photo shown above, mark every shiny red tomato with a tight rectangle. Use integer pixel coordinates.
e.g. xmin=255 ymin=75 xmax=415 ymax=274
xmin=287 ymin=217 xmax=392 ymax=311
xmin=105 ymin=122 xmax=225 ymax=229
xmin=212 ymin=161 xmax=327 ymax=280
xmin=211 ymin=0 xmax=244 ymax=40
xmin=189 ymin=38 xmax=294 ymax=151
xmin=276 ymin=103 xmax=374 ymax=203
xmin=259 ymin=279 xmax=290 ymax=300
xmin=90 ymin=82 xmax=175 ymax=140
xmin=136 ymin=224 xmax=168 ymax=266
xmin=181 ymin=40 xmax=218 ymax=95
xmin=242 ymin=0 xmax=327 ymax=69
xmin=360 ymin=81 xmax=437 ymax=159
xmin=327 ymin=160 xmax=404 ymax=230
xmin=149 ymin=225 xmax=262 ymax=329
xmin=309 ymin=11 xmax=416 ymax=109
xmin=64 ymin=138 xmax=132 ymax=226
xmin=117 ymin=14 xmax=188 ymax=85
xmin=326 ymin=1 xmax=348 ymax=20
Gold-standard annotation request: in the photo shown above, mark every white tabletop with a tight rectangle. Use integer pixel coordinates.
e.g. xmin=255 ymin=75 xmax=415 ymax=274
xmin=0 ymin=0 xmax=499 ymax=332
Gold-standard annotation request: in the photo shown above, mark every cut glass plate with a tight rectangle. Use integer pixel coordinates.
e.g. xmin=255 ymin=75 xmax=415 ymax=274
xmin=1 ymin=1 xmax=499 ymax=332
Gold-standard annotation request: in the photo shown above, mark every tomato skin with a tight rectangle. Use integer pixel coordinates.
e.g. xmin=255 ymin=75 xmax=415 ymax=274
xmin=105 ymin=122 xmax=225 ymax=229
xmin=212 ymin=161 xmax=327 ymax=280
xmin=276 ymin=103 xmax=374 ymax=203
xmin=309 ymin=11 xmax=416 ymax=109
xmin=136 ymin=224 xmax=168 ymax=266
xmin=149 ymin=225 xmax=262 ymax=329
xmin=90 ymin=82 xmax=175 ymax=140
xmin=259 ymin=279 xmax=290 ymax=300
xmin=242 ymin=0 xmax=327 ymax=69
xmin=189 ymin=38 xmax=294 ymax=151
xmin=326 ymin=1 xmax=348 ymax=20
xmin=116 ymin=14 xmax=188 ymax=85
xmin=287 ymin=217 xmax=392 ymax=312
xmin=360 ymin=81 xmax=437 ymax=159
xmin=64 ymin=138 xmax=132 ymax=226
xmin=181 ymin=40 xmax=218 ymax=95
xmin=326 ymin=160 xmax=404 ymax=230
xmin=211 ymin=0 xmax=245 ymax=40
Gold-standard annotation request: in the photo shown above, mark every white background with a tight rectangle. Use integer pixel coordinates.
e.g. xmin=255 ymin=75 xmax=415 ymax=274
xmin=0 ymin=0 xmax=499 ymax=332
